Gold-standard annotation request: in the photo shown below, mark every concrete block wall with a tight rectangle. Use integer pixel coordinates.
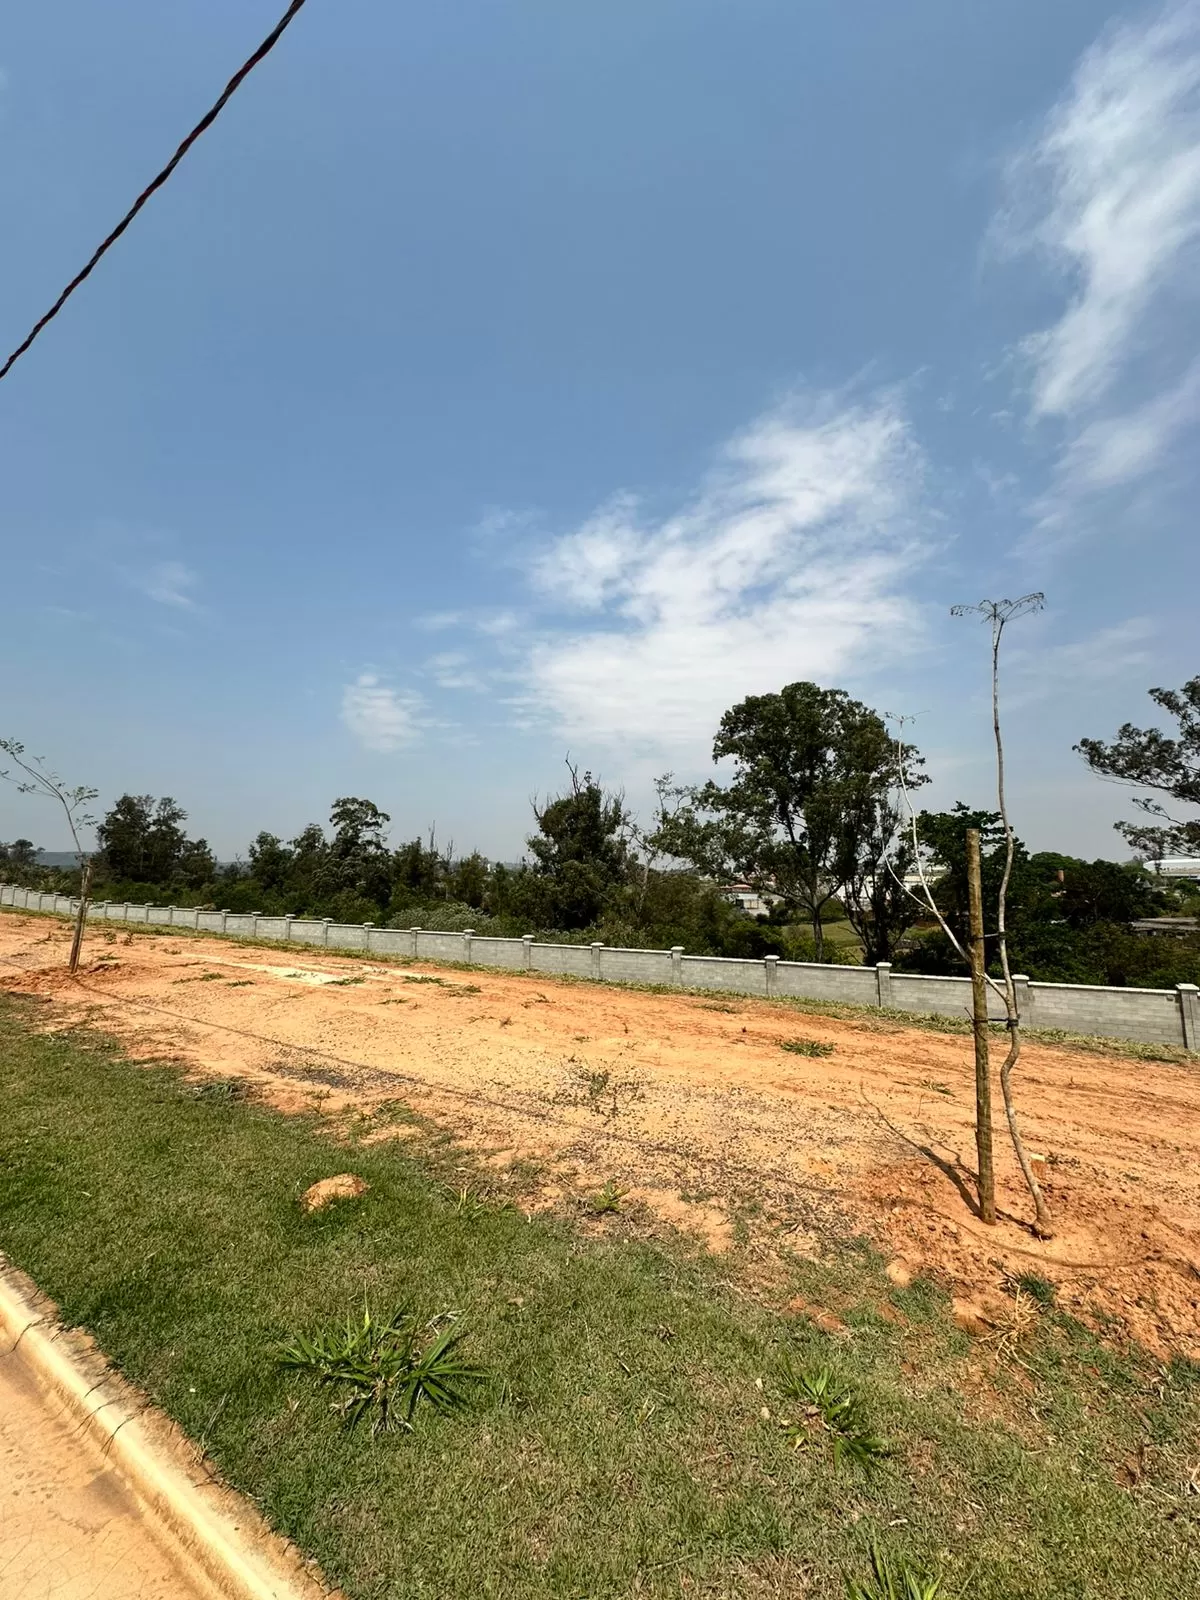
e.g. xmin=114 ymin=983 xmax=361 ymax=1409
xmin=1 ymin=883 xmax=1196 ymax=1052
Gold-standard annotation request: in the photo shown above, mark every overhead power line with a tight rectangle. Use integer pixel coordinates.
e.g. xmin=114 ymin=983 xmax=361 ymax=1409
xmin=0 ymin=0 xmax=311 ymax=384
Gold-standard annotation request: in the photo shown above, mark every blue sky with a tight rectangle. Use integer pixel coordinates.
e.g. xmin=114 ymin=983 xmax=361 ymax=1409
xmin=2 ymin=0 xmax=1198 ymax=861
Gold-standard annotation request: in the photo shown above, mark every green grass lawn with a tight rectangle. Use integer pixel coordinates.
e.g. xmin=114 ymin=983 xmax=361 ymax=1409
xmin=1 ymin=993 xmax=1197 ymax=1600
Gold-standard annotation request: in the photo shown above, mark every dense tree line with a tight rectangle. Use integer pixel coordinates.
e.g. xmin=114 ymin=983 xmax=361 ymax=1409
xmin=3 ymin=676 xmax=1197 ymax=983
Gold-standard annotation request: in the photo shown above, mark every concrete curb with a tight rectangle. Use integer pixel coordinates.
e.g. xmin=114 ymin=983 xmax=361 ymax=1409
xmin=0 ymin=1258 xmax=340 ymax=1600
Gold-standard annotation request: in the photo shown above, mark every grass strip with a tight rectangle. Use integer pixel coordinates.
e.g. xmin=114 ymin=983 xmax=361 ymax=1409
xmin=1 ymin=994 xmax=1197 ymax=1599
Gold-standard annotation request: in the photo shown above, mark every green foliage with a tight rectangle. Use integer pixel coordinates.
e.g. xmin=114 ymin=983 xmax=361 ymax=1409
xmin=653 ymin=683 xmax=926 ymax=963
xmin=0 ymin=837 xmax=41 ymax=884
xmin=96 ymin=794 xmax=216 ymax=889
xmin=1077 ymin=676 xmax=1200 ymax=858
xmin=590 ymin=1180 xmax=627 ymax=1215
xmin=1010 ymin=1272 xmax=1057 ymax=1308
xmin=279 ymin=1305 xmax=484 ymax=1435
xmin=779 ymin=1361 xmax=889 ymax=1470
xmin=780 ymin=1038 xmax=835 ymax=1058
xmin=526 ymin=763 xmax=631 ymax=930
xmin=843 ymin=1547 xmax=944 ymax=1600
xmin=901 ymin=805 xmax=1198 ymax=986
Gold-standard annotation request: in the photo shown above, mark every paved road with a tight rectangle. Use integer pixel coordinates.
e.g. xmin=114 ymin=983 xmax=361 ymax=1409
xmin=0 ymin=1347 xmax=219 ymax=1600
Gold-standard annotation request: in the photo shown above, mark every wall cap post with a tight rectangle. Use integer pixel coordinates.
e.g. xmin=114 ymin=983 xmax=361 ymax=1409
xmin=764 ymin=953 xmax=780 ymax=998
xmin=1012 ymin=973 xmax=1033 ymax=1024
xmin=875 ymin=960 xmax=892 ymax=1008
xmin=1178 ymin=983 xmax=1199 ymax=1053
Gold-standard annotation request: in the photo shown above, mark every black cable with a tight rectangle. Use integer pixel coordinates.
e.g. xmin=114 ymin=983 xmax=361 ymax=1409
xmin=0 ymin=0 xmax=310 ymax=384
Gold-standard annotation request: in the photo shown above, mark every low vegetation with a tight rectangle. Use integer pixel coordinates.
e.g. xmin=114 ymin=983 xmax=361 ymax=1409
xmin=1 ymin=995 xmax=1198 ymax=1599
xmin=279 ymin=1305 xmax=486 ymax=1435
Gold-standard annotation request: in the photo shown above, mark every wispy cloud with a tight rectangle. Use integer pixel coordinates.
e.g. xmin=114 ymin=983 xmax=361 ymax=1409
xmin=515 ymin=390 xmax=929 ymax=755
xmin=1004 ymin=1 xmax=1200 ymax=420
xmin=425 ymin=651 xmax=488 ymax=691
xmin=135 ymin=559 xmax=200 ymax=610
xmin=414 ymin=610 xmax=464 ymax=632
xmin=998 ymin=1 xmax=1200 ymax=541
xmin=1005 ymin=616 xmax=1157 ymax=708
xmin=1052 ymin=357 xmax=1200 ymax=491
xmin=340 ymin=674 xmax=425 ymax=752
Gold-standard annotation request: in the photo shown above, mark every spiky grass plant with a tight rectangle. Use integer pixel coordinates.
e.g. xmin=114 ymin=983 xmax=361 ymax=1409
xmin=280 ymin=1305 xmax=485 ymax=1434
xmin=843 ymin=1545 xmax=944 ymax=1599
xmin=780 ymin=1360 xmax=889 ymax=1470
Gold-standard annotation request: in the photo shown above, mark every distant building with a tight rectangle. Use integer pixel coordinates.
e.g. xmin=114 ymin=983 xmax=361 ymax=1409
xmin=1146 ymin=858 xmax=1200 ymax=881
xmin=720 ymin=882 xmax=777 ymax=916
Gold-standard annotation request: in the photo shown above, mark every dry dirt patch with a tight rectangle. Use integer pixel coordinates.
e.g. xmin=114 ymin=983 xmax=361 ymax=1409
xmin=2 ymin=912 xmax=1198 ymax=1355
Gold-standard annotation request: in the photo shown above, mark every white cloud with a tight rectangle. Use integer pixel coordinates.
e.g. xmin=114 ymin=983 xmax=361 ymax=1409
xmin=1053 ymin=357 xmax=1200 ymax=491
xmin=516 ymin=390 xmax=928 ymax=755
xmin=1004 ymin=1 xmax=1200 ymax=422
xmin=136 ymin=559 xmax=199 ymax=610
xmin=1005 ymin=617 xmax=1157 ymax=708
xmin=414 ymin=610 xmax=464 ymax=632
xmin=340 ymin=674 xmax=425 ymax=752
xmin=476 ymin=610 xmax=523 ymax=636
xmin=425 ymin=651 xmax=488 ymax=691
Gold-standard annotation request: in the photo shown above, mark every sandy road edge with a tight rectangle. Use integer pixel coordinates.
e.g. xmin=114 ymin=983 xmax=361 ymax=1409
xmin=0 ymin=1256 xmax=341 ymax=1600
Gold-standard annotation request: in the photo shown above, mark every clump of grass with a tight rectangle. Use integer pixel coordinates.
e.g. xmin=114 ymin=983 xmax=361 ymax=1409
xmin=781 ymin=1038 xmax=835 ymax=1058
xmin=401 ymin=974 xmax=446 ymax=986
xmin=279 ymin=1305 xmax=484 ymax=1435
xmin=188 ymin=1078 xmax=250 ymax=1103
xmin=226 ymin=979 xmax=254 ymax=988
xmin=843 ymin=1546 xmax=943 ymax=1599
xmin=918 ymin=1078 xmax=953 ymax=1097
xmin=445 ymin=983 xmax=482 ymax=997
xmin=1010 ymin=1271 xmax=1057 ymax=1308
xmin=779 ymin=1360 xmax=889 ymax=1470
xmin=590 ymin=1180 xmax=627 ymax=1215
xmin=173 ymin=971 xmax=224 ymax=984
xmin=327 ymin=975 xmax=366 ymax=987
xmin=450 ymin=1186 xmax=491 ymax=1220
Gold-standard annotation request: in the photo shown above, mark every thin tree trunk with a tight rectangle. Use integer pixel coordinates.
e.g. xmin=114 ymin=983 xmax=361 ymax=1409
xmin=68 ymin=859 xmax=92 ymax=974
xmin=999 ymin=1024 xmax=1050 ymax=1236
xmin=966 ymin=829 xmax=996 ymax=1224
xmin=989 ymin=618 xmax=1053 ymax=1237
xmin=811 ymin=908 xmax=824 ymax=962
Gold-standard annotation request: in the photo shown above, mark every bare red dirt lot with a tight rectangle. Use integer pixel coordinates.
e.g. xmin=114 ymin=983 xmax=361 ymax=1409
xmin=3 ymin=911 xmax=1198 ymax=1357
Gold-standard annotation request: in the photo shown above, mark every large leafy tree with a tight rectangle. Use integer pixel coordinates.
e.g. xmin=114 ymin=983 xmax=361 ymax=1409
xmin=0 ymin=838 xmax=40 ymax=881
xmin=656 ymin=683 xmax=925 ymax=961
xmin=247 ymin=831 xmax=296 ymax=893
xmin=1076 ymin=676 xmax=1200 ymax=859
xmin=526 ymin=763 xmax=631 ymax=930
xmin=96 ymin=794 xmax=215 ymax=888
xmin=327 ymin=796 xmax=393 ymax=909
